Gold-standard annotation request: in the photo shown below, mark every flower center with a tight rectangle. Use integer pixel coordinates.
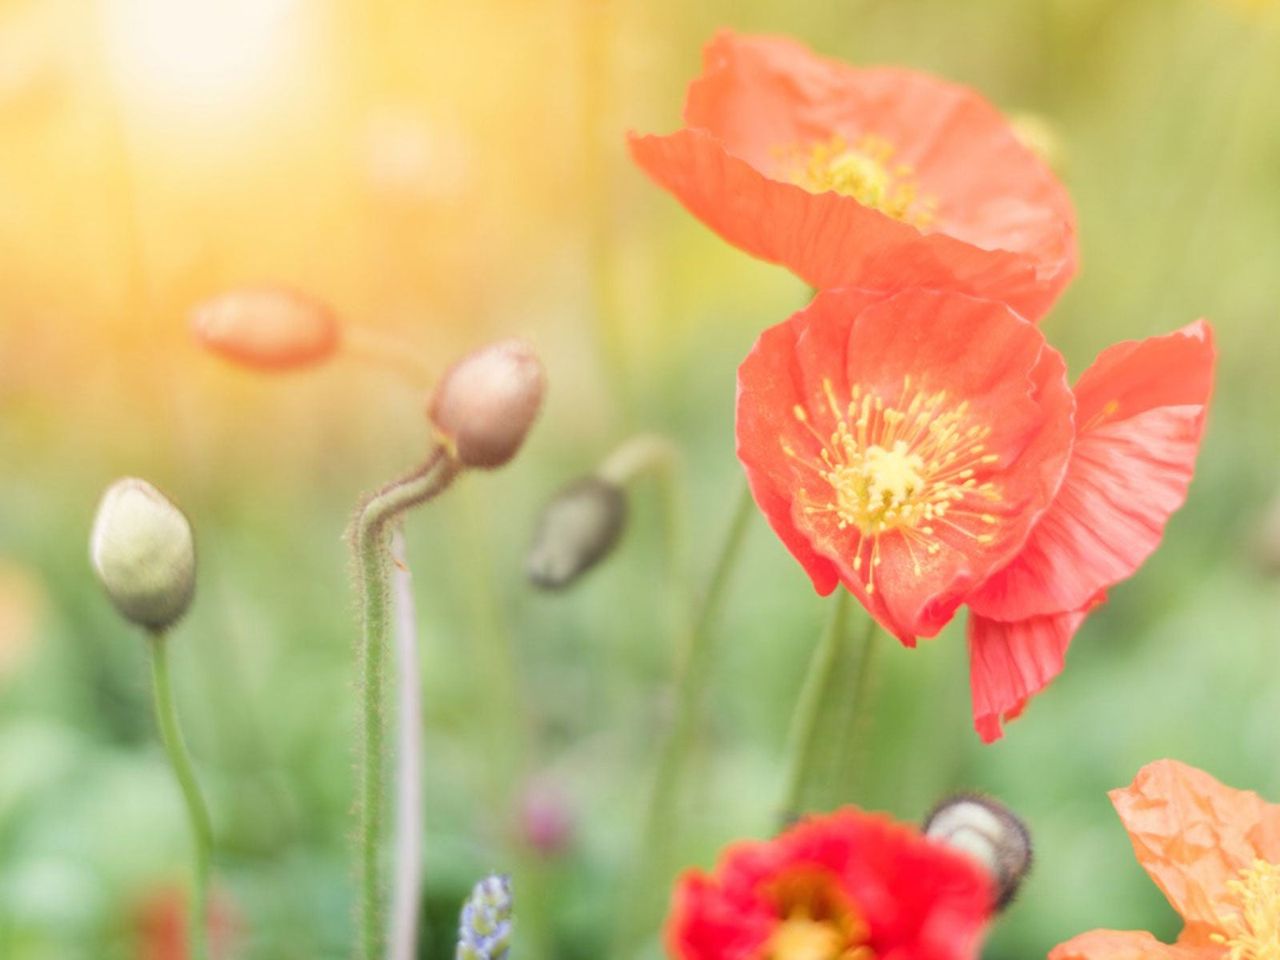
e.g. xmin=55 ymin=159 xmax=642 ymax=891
xmin=765 ymin=871 xmax=875 ymax=960
xmin=783 ymin=134 xmax=936 ymax=227
xmin=784 ymin=376 xmax=1002 ymax=592
xmin=1211 ymin=860 xmax=1280 ymax=960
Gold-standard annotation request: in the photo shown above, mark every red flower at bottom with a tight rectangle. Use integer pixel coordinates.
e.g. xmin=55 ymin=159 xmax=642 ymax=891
xmin=667 ymin=808 xmax=994 ymax=960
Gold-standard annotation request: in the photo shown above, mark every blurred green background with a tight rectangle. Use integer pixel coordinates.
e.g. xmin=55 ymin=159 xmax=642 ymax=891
xmin=1 ymin=0 xmax=1279 ymax=957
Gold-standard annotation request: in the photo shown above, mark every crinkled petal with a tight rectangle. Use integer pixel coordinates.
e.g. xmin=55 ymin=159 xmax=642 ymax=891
xmin=969 ymin=321 xmax=1215 ymax=621
xmin=1109 ymin=759 xmax=1280 ymax=936
xmin=630 ymin=31 xmax=1076 ymax=320
xmin=1050 ymin=929 xmax=1218 ymax=960
xmin=738 ymin=287 xmax=1073 ymax=643
xmin=966 ymin=603 xmax=1093 ymax=743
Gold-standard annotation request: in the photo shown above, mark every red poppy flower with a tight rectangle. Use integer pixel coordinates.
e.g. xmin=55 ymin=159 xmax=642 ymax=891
xmin=736 ymin=286 xmax=1214 ymax=741
xmin=1050 ymin=760 xmax=1280 ymax=960
xmin=667 ymin=807 xmax=994 ymax=960
xmin=629 ymin=31 xmax=1077 ymax=321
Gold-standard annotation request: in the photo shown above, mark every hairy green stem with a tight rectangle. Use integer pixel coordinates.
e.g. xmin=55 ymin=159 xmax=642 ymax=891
xmin=616 ymin=481 xmax=754 ymax=955
xmin=351 ymin=449 xmax=459 ymax=960
xmin=148 ymin=632 xmax=213 ymax=960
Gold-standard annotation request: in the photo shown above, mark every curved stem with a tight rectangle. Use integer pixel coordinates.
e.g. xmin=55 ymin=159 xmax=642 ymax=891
xmin=616 ymin=480 xmax=754 ymax=955
xmin=351 ymin=449 xmax=460 ymax=960
xmin=148 ymin=632 xmax=213 ymax=960
xmin=778 ymin=591 xmax=852 ymax=823
xmin=388 ymin=530 xmax=424 ymax=960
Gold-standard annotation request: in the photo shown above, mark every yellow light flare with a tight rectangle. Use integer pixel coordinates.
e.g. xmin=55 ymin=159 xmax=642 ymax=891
xmin=100 ymin=0 xmax=301 ymax=114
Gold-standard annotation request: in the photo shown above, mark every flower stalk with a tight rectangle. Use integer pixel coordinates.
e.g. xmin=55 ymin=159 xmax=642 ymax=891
xmin=616 ymin=480 xmax=754 ymax=955
xmin=148 ymin=630 xmax=214 ymax=960
xmin=351 ymin=448 xmax=460 ymax=960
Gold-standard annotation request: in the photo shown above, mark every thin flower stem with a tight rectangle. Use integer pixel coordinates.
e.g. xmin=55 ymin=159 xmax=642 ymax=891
xmin=778 ymin=606 xmax=881 ymax=825
xmin=778 ymin=590 xmax=851 ymax=823
xmin=616 ymin=480 xmax=755 ymax=956
xmin=388 ymin=529 xmax=424 ymax=960
xmin=352 ymin=448 xmax=460 ymax=960
xmin=343 ymin=325 xmax=434 ymax=389
xmin=148 ymin=631 xmax=213 ymax=960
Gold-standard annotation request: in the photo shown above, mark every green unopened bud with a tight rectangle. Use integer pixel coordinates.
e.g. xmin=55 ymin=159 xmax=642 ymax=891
xmin=90 ymin=478 xmax=196 ymax=632
xmin=527 ymin=476 xmax=627 ymax=590
xmin=428 ymin=339 xmax=545 ymax=470
xmin=923 ymin=793 xmax=1031 ymax=910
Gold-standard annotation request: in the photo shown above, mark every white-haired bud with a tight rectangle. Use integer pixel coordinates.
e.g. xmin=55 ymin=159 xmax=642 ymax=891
xmin=923 ymin=793 xmax=1031 ymax=910
xmin=428 ymin=339 xmax=545 ymax=470
xmin=526 ymin=476 xmax=627 ymax=590
xmin=90 ymin=479 xmax=196 ymax=632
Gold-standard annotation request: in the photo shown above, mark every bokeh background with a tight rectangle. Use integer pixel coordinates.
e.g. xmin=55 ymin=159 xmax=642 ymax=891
xmin=2 ymin=0 xmax=1279 ymax=957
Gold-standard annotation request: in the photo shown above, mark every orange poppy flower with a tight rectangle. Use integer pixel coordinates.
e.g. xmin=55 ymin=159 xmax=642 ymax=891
xmin=629 ymin=31 xmax=1077 ymax=321
xmin=1051 ymin=760 xmax=1280 ymax=960
xmin=736 ymin=286 xmax=1215 ymax=740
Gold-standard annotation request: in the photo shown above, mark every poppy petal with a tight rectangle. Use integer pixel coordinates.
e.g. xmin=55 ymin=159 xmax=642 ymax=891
xmin=1108 ymin=759 xmax=1280 ymax=936
xmin=1049 ymin=930 xmax=1215 ymax=960
xmin=629 ymin=31 xmax=1076 ymax=320
xmin=966 ymin=604 xmax=1093 ymax=743
xmin=968 ymin=321 xmax=1215 ymax=621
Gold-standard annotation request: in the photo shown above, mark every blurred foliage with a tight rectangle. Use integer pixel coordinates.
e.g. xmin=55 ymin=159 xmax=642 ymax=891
xmin=1 ymin=0 xmax=1279 ymax=958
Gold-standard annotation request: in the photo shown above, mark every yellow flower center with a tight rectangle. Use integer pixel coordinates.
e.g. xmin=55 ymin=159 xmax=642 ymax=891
xmin=783 ymin=376 xmax=1002 ymax=592
xmin=784 ymin=134 xmax=936 ymax=227
xmin=1211 ymin=860 xmax=1280 ymax=960
xmin=765 ymin=872 xmax=876 ymax=960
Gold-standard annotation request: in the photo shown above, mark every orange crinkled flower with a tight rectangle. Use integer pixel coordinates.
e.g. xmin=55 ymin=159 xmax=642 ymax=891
xmin=667 ymin=807 xmax=995 ymax=960
xmin=629 ymin=31 xmax=1078 ymax=321
xmin=735 ymin=286 xmax=1215 ymax=740
xmin=1051 ymin=760 xmax=1280 ymax=960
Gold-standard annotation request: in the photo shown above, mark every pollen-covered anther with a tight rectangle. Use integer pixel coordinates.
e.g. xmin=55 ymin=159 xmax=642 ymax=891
xmin=783 ymin=133 xmax=937 ymax=228
xmin=788 ymin=376 xmax=1004 ymax=583
xmin=1210 ymin=859 xmax=1280 ymax=960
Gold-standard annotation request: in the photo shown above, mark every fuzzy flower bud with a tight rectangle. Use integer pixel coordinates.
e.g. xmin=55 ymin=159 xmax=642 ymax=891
xmin=526 ymin=476 xmax=626 ymax=590
xmin=190 ymin=285 xmax=340 ymax=371
xmin=428 ymin=339 xmax=545 ymax=469
xmin=923 ymin=793 xmax=1031 ymax=910
xmin=90 ymin=479 xmax=196 ymax=632
xmin=456 ymin=874 xmax=513 ymax=960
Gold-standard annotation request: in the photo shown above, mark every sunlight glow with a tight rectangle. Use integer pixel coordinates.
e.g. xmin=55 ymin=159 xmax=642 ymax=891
xmin=102 ymin=0 xmax=300 ymax=112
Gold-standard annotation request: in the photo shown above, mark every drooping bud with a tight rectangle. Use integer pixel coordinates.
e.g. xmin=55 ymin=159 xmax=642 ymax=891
xmin=923 ymin=793 xmax=1032 ymax=910
xmin=90 ymin=478 xmax=196 ymax=632
xmin=526 ymin=476 xmax=626 ymax=590
xmin=456 ymin=874 xmax=513 ymax=960
xmin=428 ymin=339 xmax=545 ymax=469
xmin=190 ymin=285 xmax=340 ymax=371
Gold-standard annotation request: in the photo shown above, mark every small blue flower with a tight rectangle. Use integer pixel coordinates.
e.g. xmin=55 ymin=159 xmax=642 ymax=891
xmin=456 ymin=874 xmax=513 ymax=960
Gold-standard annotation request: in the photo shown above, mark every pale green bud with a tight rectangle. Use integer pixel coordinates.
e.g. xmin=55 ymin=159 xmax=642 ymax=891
xmin=90 ymin=478 xmax=196 ymax=632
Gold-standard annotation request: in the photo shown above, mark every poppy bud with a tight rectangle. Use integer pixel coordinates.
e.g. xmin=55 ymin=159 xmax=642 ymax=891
xmin=90 ymin=478 xmax=196 ymax=632
xmin=190 ymin=285 xmax=340 ymax=371
xmin=526 ymin=476 xmax=627 ymax=590
xmin=456 ymin=874 xmax=513 ymax=960
xmin=428 ymin=339 xmax=545 ymax=470
xmin=923 ymin=793 xmax=1031 ymax=910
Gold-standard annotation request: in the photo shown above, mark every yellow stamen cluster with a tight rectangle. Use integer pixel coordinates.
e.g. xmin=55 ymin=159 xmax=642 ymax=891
xmin=783 ymin=375 xmax=1001 ymax=591
xmin=784 ymin=134 xmax=936 ymax=227
xmin=1211 ymin=859 xmax=1280 ymax=960
xmin=766 ymin=873 xmax=875 ymax=960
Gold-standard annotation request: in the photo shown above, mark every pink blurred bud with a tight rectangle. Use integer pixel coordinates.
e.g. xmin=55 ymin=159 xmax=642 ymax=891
xmin=428 ymin=339 xmax=545 ymax=469
xmin=518 ymin=780 xmax=573 ymax=859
